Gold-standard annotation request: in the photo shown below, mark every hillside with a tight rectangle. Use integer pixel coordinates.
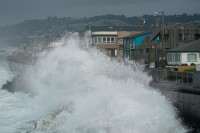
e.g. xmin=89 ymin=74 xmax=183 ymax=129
xmin=0 ymin=13 xmax=200 ymax=47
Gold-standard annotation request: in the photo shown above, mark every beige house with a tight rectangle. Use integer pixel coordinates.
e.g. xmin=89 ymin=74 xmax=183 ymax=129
xmin=91 ymin=31 xmax=140 ymax=57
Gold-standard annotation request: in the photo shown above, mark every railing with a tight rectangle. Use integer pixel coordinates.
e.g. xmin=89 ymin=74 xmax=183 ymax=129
xmin=150 ymin=69 xmax=194 ymax=86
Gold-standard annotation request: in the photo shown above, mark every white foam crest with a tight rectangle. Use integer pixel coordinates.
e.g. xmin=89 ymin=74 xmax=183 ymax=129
xmin=15 ymin=34 xmax=187 ymax=133
xmin=0 ymin=62 xmax=14 ymax=88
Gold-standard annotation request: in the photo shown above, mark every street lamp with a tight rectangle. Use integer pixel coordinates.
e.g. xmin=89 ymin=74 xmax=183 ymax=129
xmin=140 ymin=17 xmax=145 ymax=32
xmin=154 ymin=11 xmax=164 ymax=28
xmin=154 ymin=11 xmax=165 ymax=67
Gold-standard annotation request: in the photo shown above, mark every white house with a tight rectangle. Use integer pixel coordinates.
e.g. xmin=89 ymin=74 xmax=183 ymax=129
xmin=166 ymin=40 xmax=200 ymax=66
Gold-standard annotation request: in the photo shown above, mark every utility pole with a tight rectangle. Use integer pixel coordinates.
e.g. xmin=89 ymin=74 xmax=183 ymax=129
xmin=160 ymin=11 xmax=165 ymax=68
xmin=140 ymin=18 xmax=145 ymax=32
xmin=154 ymin=11 xmax=165 ymax=67
xmin=130 ymin=40 xmax=132 ymax=60
xmin=156 ymin=18 xmax=160 ymax=27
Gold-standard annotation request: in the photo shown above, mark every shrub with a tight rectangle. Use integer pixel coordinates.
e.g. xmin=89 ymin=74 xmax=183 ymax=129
xmin=184 ymin=68 xmax=196 ymax=72
xmin=181 ymin=64 xmax=188 ymax=66
xmin=190 ymin=63 xmax=196 ymax=66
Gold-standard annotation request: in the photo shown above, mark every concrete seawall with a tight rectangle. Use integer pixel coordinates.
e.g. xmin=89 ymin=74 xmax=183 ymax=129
xmin=177 ymin=92 xmax=200 ymax=122
xmin=149 ymin=69 xmax=200 ymax=127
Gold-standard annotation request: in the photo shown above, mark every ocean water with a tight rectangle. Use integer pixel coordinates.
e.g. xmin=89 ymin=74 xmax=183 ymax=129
xmin=0 ymin=35 xmax=188 ymax=133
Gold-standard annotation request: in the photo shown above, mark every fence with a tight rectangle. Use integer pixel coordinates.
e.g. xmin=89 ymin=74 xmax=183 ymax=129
xmin=150 ymin=69 xmax=194 ymax=86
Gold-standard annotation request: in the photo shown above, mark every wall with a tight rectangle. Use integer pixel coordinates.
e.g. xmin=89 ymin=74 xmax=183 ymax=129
xmin=161 ymin=91 xmax=200 ymax=124
xmin=150 ymin=68 xmax=200 ymax=124
xmin=92 ymin=31 xmax=140 ymax=58
xmin=177 ymin=92 xmax=200 ymax=122
xmin=143 ymin=26 xmax=200 ymax=67
xmin=181 ymin=52 xmax=200 ymax=66
xmin=163 ymin=26 xmax=200 ymax=48
xmin=117 ymin=31 xmax=140 ymax=46
xmin=117 ymin=31 xmax=141 ymax=57
xmin=193 ymin=72 xmax=200 ymax=88
xmin=92 ymin=35 xmax=118 ymax=49
xmin=135 ymin=33 xmax=151 ymax=46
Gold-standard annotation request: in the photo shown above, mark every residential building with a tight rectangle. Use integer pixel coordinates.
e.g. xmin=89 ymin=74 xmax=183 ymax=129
xmin=120 ymin=32 xmax=151 ymax=60
xmin=92 ymin=31 xmax=117 ymax=57
xmin=91 ymin=31 xmax=140 ymax=57
xmin=166 ymin=40 xmax=200 ymax=66
xmin=143 ymin=24 xmax=200 ymax=67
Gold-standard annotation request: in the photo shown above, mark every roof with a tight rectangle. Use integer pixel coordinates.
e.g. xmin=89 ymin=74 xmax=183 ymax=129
xmin=166 ymin=40 xmax=200 ymax=52
xmin=92 ymin=31 xmax=117 ymax=35
xmin=87 ymin=26 xmax=142 ymax=32
xmin=120 ymin=32 xmax=152 ymax=39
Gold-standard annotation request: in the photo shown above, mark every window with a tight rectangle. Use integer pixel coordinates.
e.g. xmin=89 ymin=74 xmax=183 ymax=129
xmin=178 ymin=34 xmax=182 ymax=41
xmin=98 ymin=37 xmax=102 ymax=44
xmin=127 ymin=39 xmax=129 ymax=45
xmin=103 ymin=37 xmax=106 ymax=43
xmin=139 ymin=50 xmax=143 ymax=55
xmin=183 ymin=34 xmax=188 ymax=40
xmin=94 ymin=37 xmax=115 ymax=44
xmin=132 ymin=39 xmax=135 ymax=48
xmin=168 ymin=54 xmax=172 ymax=62
xmin=167 ymin=53 xmax=180 ymax=62
xmin=130 ymin=39 xmax=133 ymax=48
xmin=195 ymin=34 xmax=200 ymax=40
xmin=175 ymin=53 xmax=180 ymax=62
xmin=92 ymin=38 xmax=95 ymax=44
xmin=187 ymin=54 xmax=197 ymax=62
xmin=124 ymin=51 xmax=128 ymax=58
xmin=94 ymin=37 xmax=97 ymax=44
xmin=123 ymin=39 xmax=126 ymax=45
xmin=93 ymin=37 xmax=102 ymax=44
xmin=170 ymin=54 xmax=172 ymax=62
xmin=179 ymin=34 xmax=188 ymax=41
xmin=164 ymin=34 xmax=169 ymax=41
xmin=111 ymin=37 xmax=114 ymax=43
xmin=172 ymin=54 xmax=175 ymax=62
xmin=107 ymin=37 xmax=111 ymax=43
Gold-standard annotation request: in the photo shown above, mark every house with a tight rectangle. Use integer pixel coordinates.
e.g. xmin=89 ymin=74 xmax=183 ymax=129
xmin=121 ymin=32 xmax=151 ymax=60
xmin=92 ymin=31 xmax=118 ymax=57
xmin=166 ymin=40 xmax=200 ymax=66
xmin=91 ymin=31 xmax=140 ymax=57
xmin=143 ymin=24 xmax=200 ymax=67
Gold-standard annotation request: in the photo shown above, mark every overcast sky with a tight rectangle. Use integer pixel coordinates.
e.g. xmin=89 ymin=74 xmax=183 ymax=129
xmin=0 ymin=0 xmax=199 ymax=26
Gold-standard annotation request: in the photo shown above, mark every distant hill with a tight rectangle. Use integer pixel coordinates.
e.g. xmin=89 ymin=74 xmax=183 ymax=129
xmin=0 ymin=13 xmax=200 ymax=47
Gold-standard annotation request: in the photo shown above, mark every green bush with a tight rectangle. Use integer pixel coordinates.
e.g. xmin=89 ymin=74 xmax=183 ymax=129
xmin=181 ymin=64 xmax=188 ymax=66
xmin=190 ymin=63 xmax=196 ymax=66
xmin=184 ymin=68 xmax=196 ymax=72
xmin=167 ymin=64 xmax=179 ymax=66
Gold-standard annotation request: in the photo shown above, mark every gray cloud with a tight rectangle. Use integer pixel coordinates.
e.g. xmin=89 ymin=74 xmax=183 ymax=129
xmin=0 ymin=0 xmax=199 ymax=26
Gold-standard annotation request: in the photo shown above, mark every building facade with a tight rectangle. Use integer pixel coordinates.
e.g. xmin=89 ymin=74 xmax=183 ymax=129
xmin=91 ymin=31 xmax=140 ymax=57
xmin=166 ymin=40 xmax=200 ymax=66
xmin=121 ymin=32 xmax=151 ymax=60
xmin=92 ymin=31 xmax=118 ymax=57
xmin=143 ymin=24 xmax=200 ymax=67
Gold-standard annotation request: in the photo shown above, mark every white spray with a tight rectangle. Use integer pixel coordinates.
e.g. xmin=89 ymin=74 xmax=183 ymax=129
xmin=1 ymin=34 xmax=187 ymax=133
